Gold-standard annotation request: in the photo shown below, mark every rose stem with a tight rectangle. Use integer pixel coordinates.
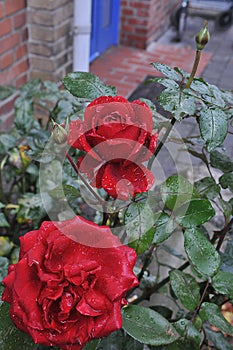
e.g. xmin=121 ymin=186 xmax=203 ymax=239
xmin=148 ymin=42 xmax=204 ymax=171
xmin=65 ymin=151 xmax=106 ymax=206
xmin=185 ymin=49 xmax=202 ymax=89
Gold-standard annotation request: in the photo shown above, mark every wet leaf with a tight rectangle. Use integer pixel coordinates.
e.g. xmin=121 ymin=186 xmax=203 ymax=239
xmin=184 ymin=228 xmax=221 ymax=278
xmin=169 ymin=270 xmax=200 ymax=311
xmin=152 ymin=212 xmax=175 ymax=244
xmin=122 ymin=305 xmax=179 ymax=346
xmin=194 ymin=177 xmax=220 ymax=200
xmin=212 ymin=271 xmax=233 ymax=298
xmin=174 ymin=198 xmax=215 ymax=228
xmin=199 ymin=302 xmax=233 ymax=336
xmin=63 ymin=72 xmax=116 ymax=99
xmin=161 ymin=175 xmax=198 ymax=211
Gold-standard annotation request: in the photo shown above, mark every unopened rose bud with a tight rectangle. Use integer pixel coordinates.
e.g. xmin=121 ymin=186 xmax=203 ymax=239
xmin=52 ymin=121 xmax=68 ymax=145
xmin=195 ymin=22 xmax=210 ymax=50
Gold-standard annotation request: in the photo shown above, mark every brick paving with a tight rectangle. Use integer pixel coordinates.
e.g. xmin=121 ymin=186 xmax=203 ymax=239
xmin=90 ymin=43 xmax=212 ymax=98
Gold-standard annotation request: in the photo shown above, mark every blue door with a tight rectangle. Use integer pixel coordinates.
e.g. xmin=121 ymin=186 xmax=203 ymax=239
xmin=90 ymin=0 xmax=120 ymax=62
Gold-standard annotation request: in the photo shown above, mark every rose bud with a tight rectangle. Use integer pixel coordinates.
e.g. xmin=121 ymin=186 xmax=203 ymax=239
xmin=52 ymin=121 xmax=68 ymax=145
xmin=195 ymin=22 xmax=210 ymax=51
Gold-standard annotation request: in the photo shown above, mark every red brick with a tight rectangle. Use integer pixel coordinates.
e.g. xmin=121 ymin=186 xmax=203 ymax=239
xmin=13 ymin=12 xmax=26 ymax=29
xmin=0 ymin=96 xmax=16 ymax=115
xmin=0 ymin=32 xmax=20 ymax=55
xmin=16 ymin=43 xmax=27 ymax=60
xmin=131 ymin=2 xmax=149 ymax=9
xmin=0 ymin=18 xmax=12 ymax=37
xmin=128 ymin=18 xmax=148 ymax=26
xmin=0 ymin=3 xmax=4 ymax=19
xmin=5 ymin=0 xmax=26 ymax=16
xmin=8 ymin=59 xmax=29 ymax=81
xmin=15 ymin=73 xmax=27 ymax=87
xmin=0 ymin=51 xmax=14 ymax=69
xmin=122 ymin=9 xmax=134 ymax=16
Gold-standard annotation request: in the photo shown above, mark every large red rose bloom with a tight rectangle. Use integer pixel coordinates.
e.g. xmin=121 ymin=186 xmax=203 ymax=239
xmin=68 ymin=96 xmax=157 ymax=200
xmin=2 ymin=216 xmax=138 ymax=350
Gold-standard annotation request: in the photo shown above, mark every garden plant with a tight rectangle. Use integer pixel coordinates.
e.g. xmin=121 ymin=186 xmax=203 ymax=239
xmin=0 ymin=23 xmax=233 ymax=350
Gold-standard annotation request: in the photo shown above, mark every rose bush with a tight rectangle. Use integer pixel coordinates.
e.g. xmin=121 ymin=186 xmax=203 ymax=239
xmin=2 ymin=216 xmax=138 ymax=350
xmin=68 ymin=95 xmax=158 ymax=199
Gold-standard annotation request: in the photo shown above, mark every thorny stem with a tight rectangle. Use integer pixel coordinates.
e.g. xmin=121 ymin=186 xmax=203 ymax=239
xmin=215 ymin=217 xmax=233 ymax=252
xmin=138 ymin=243 xmax=156 ymax=282
xmin=191 ymin=280 xmax=210 ymax=323
xmin=65 ymin=152 xmax=106 ymax=207
xmin=186 ymin=50 xmax=202 ymax=89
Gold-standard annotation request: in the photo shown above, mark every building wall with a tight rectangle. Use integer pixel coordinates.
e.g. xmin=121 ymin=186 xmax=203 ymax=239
xmin=0 ymin=0 xmax=28 ymax=87
xmin=27 ymin=0 xmax=74 ymax=82
xmin=120 ymin=0 xmax=179 ymax=49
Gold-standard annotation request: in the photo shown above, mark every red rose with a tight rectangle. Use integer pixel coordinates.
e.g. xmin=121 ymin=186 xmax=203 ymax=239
xmin=2 ymin=216 xmax=138 ymax=350
xmin=68 ymin=96 xmax=157 ymax=200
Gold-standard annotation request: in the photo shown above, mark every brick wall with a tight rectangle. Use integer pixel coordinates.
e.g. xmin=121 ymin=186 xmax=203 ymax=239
xmin=0 ymin=0 xmax=28 ymax=130
xmin=0 ymin=0 xmax=28 ymax=87
xmin=120 ymin=0 xmax=179 ymax=49
xmin=27 ymin=0 xmax=73 ymax=82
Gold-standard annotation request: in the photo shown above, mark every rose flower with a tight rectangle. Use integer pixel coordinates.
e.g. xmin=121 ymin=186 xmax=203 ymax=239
xmin=2 ymin=216 xmax=138 ymax=350
xmin=68 ymin=96 xmax=158 ymax=200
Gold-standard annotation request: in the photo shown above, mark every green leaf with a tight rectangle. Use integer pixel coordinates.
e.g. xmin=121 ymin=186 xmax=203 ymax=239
xmin=158 ymin=89 xmax=196 ymax=120
xmin=172 ymin=319 xmax=204 ymax=350
xmin=219 ymin=172 xmax=233 ymax=192
xmin=0 ymin=257 xmax=9 ymax=283
xmin=0 ymin=86 xmax=16 ymax=100
xmin=169 ymin=270 xmax=200 ymax=311
xmin=161 ymin=175 xmax=199 ymax=211
xmin=184 ymin=228 xmax=221 ymax=278
xmin=194 ymin=177 xmax=220 ymax=200
xmin=49 ymin=184 xmax=80 ymax=202
xmin=63 ymin=72 xmax=117 ymax=99
xmin=0 ymin=237 xmax=13 ymax=256
xmin=122 ymin=305 xmax=179 ymax=346
xmin=83 ymin=339 xmax=101 ymax=350
xmin=204 ymin=324 xmax=233 ymax=350
xmin=125 ymin=202 xmax=155 ymax=254
xmin=151 ymin=63 xmax=182 ymax=81
xmin=14 ymin=97 xmax=34 ymax=134
xmin=210 ymin=150 xmax=233 ymax=173
xmin=0 ymin=213 xmax=10 ymax=228
xmin=152 ymin=212 xmax=175 ymax=244
xmin=212 ymin=271 xmax=233 ymax=298
xmin=199 ymin=302 xmax=233 ymax=336
xmin=0 ymin=302 xmax=37 ymax=350
xmin=19 ymin=78 xmax=42 ymax=98
xmin=219 ymin=199 xmax=232 ymax=219
xmin=199 ymin=107 xmax=228 ymax=151
xmin=174 ymin=198 xmax=215 ymax=228
xmin=0 ymin=134 xmax=16 ymax=153
xmin=97 ymin=330 xmax=143 ymax=350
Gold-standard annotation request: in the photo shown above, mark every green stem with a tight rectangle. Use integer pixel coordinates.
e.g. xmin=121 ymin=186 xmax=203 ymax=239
xmin=186 ymin=50 xmax=201 ymax=89
xmin=65 ymin=152 xmax=106 ymax=207
xmin=148 ymin=117 xmax=176 ymax=170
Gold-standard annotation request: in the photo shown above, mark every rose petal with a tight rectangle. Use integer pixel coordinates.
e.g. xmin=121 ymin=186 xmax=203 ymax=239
xmin=100 ymin=161 xmax=154 ymax=199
